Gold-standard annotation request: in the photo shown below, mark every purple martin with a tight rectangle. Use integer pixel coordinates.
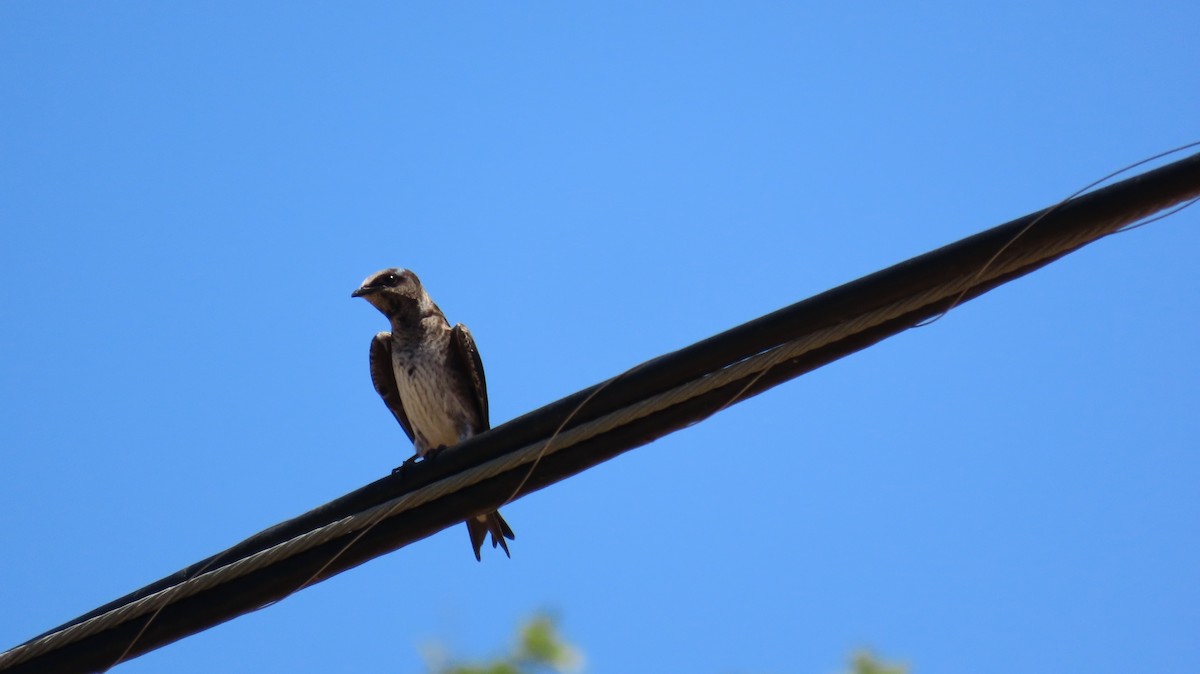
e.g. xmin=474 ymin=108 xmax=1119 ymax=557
xmin=352 ymin=268 xmax=515 ymax=561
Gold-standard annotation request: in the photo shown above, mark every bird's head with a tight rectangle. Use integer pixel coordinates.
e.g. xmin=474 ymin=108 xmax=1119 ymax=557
xmin=352 ymin=268 xmax=428 ymax=318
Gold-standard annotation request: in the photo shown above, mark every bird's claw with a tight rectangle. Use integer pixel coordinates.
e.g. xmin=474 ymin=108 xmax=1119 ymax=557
xmin=391 ymin=453 xmax=421 ymax=477
xmin=391 ymin=446 xmax=448 ymax=476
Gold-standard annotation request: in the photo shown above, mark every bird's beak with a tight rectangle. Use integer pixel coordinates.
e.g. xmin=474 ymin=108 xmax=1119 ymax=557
xmin=351 ymin=286 xmax=377 ymax=298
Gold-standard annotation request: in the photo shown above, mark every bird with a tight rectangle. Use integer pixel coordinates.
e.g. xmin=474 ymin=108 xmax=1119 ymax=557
xmin=352 ymin=267 xmax=514 ymax=561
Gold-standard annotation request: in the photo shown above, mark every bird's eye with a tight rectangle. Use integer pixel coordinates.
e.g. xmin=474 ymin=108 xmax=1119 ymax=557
xmin=383 ymin=273 xmax=400 ymax=286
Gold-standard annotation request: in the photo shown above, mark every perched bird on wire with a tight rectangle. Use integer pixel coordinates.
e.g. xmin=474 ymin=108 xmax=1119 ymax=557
xmin=352 ymin=268 xmax=515 ymax=561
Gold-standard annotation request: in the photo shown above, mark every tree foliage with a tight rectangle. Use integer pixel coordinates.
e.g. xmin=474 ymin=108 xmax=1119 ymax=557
xmin=430 ymin=615 xmax=581 ymax=674
xmin=429 ymin=613 xmax=904 ymax=674
xmin=850 ymin=651 xmax=907 ymax=674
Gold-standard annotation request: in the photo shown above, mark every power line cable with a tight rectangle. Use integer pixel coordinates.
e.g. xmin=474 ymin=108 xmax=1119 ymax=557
xmin=2 ymin=149 xmax=1198 ymax=674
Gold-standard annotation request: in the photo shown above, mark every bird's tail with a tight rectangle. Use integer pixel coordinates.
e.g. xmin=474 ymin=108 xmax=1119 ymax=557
xmin=466 ymin=510 xmax=515 ymax=561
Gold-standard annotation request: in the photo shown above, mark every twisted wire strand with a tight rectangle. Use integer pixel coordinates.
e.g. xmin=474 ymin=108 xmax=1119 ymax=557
xmin=0 ymin=191 xmax=1184 ymax=670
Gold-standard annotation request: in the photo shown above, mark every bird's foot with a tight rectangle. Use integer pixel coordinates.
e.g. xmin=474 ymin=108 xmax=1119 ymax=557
xmin=390 ymin=446 xmax=449 ymax=476
xmin=390 ymin=453 xmax=421 ymax=477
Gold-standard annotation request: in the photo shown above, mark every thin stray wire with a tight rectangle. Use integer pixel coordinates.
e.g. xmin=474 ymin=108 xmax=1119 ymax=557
xmin=915 ymin=140 xmax=1200 ymax=329
xmin=248 ymin=506 xmax=383 ymax=617
xmin=501 ymin=320 xmax=785 ymax=512
xmin=499 ymin=347 xmax=772 ymax=517
xmin=101 ymin=553 xmax=227 ymax=672
xmin=501 ymin=364 xmax=645 ymax=507
xmin=1112 ymin=195 xmax=1200 ymax=234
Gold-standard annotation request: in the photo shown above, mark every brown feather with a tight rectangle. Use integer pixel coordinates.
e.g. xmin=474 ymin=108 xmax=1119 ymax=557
xmin=466 ymin=511 xmax=515 ymax=561
xmin=450 ymin=323 xmax=489 ymax=430
xmin=368 ymin=333 xmax=414 ymax=444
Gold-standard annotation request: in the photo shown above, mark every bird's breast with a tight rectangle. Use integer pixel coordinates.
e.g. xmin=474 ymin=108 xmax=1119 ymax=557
xmin=392 ymin=341 xmax=466 ymax=453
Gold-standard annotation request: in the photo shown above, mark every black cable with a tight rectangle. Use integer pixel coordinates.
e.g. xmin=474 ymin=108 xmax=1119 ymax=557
xmin=5 ymin=150 xmax=1199 ymax=674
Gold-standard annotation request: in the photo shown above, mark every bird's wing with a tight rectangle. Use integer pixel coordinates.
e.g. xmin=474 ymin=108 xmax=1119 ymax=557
xmin=450 ymin=323 xmax=489 ymax=430
xmin=369 ymin=332 xmax=415 ymax=443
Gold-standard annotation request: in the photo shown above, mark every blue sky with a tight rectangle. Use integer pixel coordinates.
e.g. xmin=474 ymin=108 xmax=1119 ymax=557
xmin=2 ymin=2 xmax=1197 ymax=673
